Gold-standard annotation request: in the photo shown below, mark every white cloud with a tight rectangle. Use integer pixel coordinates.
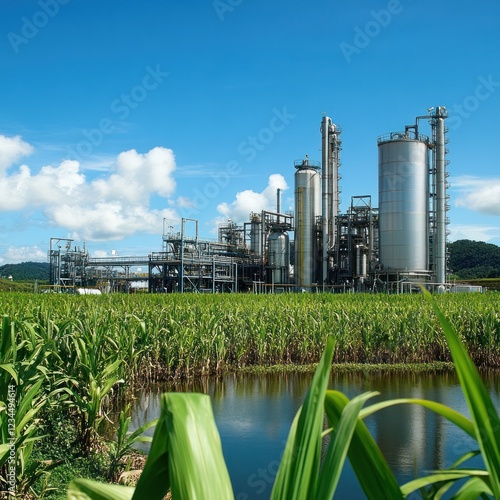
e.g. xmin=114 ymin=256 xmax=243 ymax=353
xmin=217 ymin=173 xmax=289 ymax=222
xmin=0 ymin=135 xmax=34 ymax=171
xmin=452 ymin=175 xmax=500 ymax=215
xmin=50 ymin=203 xmax=178 ymax=241
xmin=2 ymin=245 xmax=47 ymax=263
xmin=448 ymin=224 xmax=500 ymax=243
xmin=0 ymin=136 xmax=178 ymax=241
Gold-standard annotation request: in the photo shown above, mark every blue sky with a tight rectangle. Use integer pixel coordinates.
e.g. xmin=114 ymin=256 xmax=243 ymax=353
xmin=0 ymin=0 xmax=499 ymax=264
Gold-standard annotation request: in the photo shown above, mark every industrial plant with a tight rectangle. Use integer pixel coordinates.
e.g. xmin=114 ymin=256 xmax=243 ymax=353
xmin=49 ymin=106 xmax=450 ymax=294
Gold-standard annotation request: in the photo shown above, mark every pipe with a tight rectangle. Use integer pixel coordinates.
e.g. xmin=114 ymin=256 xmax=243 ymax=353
xmin=276 ymin=188 xmax=281 ymax=213
xmin=434 ymin=106 xmax=448 ymax=285
xmin=321 ymin=116 xmax=331 ymax=289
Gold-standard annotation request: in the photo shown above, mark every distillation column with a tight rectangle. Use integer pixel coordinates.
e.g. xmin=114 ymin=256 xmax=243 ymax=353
xmin=433 ymin=107 xmax=448 ymax=286
xmin=321 ymin=116 xmax=341 ymax=288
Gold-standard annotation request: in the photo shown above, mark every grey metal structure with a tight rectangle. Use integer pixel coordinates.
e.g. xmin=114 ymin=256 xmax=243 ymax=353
xmin=377 ymin=133 xmax=430 ymax=273
xmin=48 ymin=106 xmax=450 ymax=294
xmin=248 ymin=213 xmax=262 ymax=257
xmin=268 ymin=230 xmax=289 ymax=285
xmin=320 ymin=116 xmax=342 ymax=289
xmin=335 ymin=195 xmax=378 ymax=290
xmin=432 ymin=107 xmax=449 ymax=286
xmin=294 ymin=157 xmax=321 ymax=289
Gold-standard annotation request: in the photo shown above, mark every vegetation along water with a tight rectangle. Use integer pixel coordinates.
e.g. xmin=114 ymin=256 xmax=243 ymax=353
xmin=2 ymin=291 xmax=500 ymax=497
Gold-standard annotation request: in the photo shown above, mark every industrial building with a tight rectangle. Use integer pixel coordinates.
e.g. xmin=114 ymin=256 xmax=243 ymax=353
xmin=49 ymin=106 xmax=450 ymax=293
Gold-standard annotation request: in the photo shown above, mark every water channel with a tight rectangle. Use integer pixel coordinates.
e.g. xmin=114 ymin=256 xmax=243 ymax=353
xmin=125 ymin=370 xmax=500 ymax=499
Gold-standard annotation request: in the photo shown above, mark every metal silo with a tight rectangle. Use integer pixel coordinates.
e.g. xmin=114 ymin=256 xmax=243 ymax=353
xmin=294 ymin=158 xmax=321 ymax=289
xmin=377 ymin=134 xmax=430 ymax=273
xmin=268 ymin=230 xmax=289 ymax=284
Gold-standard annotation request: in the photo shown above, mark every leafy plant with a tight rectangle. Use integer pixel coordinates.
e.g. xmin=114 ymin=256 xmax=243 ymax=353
xmin=106 ymin=404 xmax=157 ymax=481
xmin=66 ymin=291 xmax=500 ymax=499
xmin=0 ymin=316 xmax=62 ymax=496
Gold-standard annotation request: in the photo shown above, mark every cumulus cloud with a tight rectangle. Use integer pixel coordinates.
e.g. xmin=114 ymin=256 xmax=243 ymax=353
xmin=1 ymin=245 xmax=47 ymax=263
xmin=0 ymin=136 xmax=178 ymax=241
xmin=0 ymin=135 xmax=33 ymax=171
xmin=217 ymin=173 xmax=289 ymax=222
xmin=452 ymin=175 xmax=500 ymax=216
xmin=50 ymin=203 xmax=178 ymax=241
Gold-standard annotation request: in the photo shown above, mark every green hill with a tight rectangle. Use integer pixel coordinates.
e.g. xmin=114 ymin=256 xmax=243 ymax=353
xmin=0 ymin=261 xmax=50 ymax=281
xmin=448 ymin=240 xmax=500 ymax=279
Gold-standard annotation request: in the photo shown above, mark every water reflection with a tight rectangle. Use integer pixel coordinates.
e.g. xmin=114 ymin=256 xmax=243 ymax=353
xmin=124 ymin=370 xmax=498 ymax=499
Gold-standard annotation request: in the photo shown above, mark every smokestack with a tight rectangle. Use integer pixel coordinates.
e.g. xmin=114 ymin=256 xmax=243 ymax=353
xmin=277 ymin=188 xmax=281 ymax=213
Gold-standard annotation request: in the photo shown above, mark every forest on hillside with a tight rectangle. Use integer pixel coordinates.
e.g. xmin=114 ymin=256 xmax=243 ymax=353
xmin=448 ymin=240 xmax=500 ymax=279
xmin=0 ymin=261 xmax=49 ymax=281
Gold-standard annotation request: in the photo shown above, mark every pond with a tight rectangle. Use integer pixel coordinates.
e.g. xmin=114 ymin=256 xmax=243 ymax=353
xmin=124 ymin=370 xmax=500 ymax=499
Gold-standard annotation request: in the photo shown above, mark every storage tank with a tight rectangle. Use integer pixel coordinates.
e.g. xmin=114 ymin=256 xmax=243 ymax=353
xmin=377 ymin=134 xmax=430 ymax=273
xmin=268 ymin=230 xmax=289 ymax=284
xmin=294 ymin=158 xmax=321 ymax=289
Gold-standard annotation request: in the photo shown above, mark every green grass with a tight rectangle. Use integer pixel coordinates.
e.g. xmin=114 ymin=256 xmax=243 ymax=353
xmin=0 ymin=278 xmax=36 ymax=292
xmin=66 ymin=290 xmax=500 ymax=499
xmin=3 ymin=291 xmax=500 ymax=497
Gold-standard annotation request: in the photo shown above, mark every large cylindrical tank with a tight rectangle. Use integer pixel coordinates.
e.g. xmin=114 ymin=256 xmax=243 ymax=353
xmin=378 ymin=135 xmax=429 ymax=272
xmin=294 ymin=159 xmax=321 ymax=288
xmin=268 ymin=230 xmax=289 ymax=284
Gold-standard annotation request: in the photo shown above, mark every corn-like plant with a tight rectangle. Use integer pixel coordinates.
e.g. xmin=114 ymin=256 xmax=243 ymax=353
xmin=0 ymin=316 xmax=63 ymax=496
xmin=106 ymin=403 xmax=157 ymax=481
xmin=66 ymin=291 xmax=500 ymax=499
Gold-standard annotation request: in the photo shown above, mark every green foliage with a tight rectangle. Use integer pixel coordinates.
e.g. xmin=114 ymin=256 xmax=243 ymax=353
xmin=0 ymin=278 xmax=34 ymax=292
xmin=106 ymin=404 xmax=157 ymax=481
xmin=65 ymin=292 xmax=500 ymax=499
xmin=3 ymin=292 xmax=500 ymax=497
xmin=0 ymin=261 xmax=49 ymax=281
xmin=449 ymin=239 xmax=500 ymax=279
xmin=2 ymin=292 xmax=500 ymax=379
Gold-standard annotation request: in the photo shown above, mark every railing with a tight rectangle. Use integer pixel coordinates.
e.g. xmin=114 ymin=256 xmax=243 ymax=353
xmin=377 ymin=132 xmax=430 ymax=144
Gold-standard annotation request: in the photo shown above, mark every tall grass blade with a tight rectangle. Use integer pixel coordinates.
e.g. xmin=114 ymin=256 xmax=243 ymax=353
xmin=324 ymin=390 xmax=403 ymax=499
xmin=400 ymin=470 xmax=491 ymax=497
xmin=360 ymin=398 xmax=475 ymax=438
xmin=271 ymin=335 xmax=334 ymax=500
xmin=422 ymin=288 xmax=500 ymax=497
xmin=317 ymin=390 xmax=383 ymax=499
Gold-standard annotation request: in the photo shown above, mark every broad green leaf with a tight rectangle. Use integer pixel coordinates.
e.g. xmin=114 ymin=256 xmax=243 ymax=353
xmin=422 ymin=288 xmax=500 ymax=497
xmin=324 ymin=390 xmax=403 ymax=500
xmin=317 ymin=390 xmax=381 ymax=499
xmin=271 ymin=335 xmax=334 ymax=500
xmin=67 ymin=478 xmax=134 ymax=500
xmin=134 ymin=392 xmax=233 ymax=500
